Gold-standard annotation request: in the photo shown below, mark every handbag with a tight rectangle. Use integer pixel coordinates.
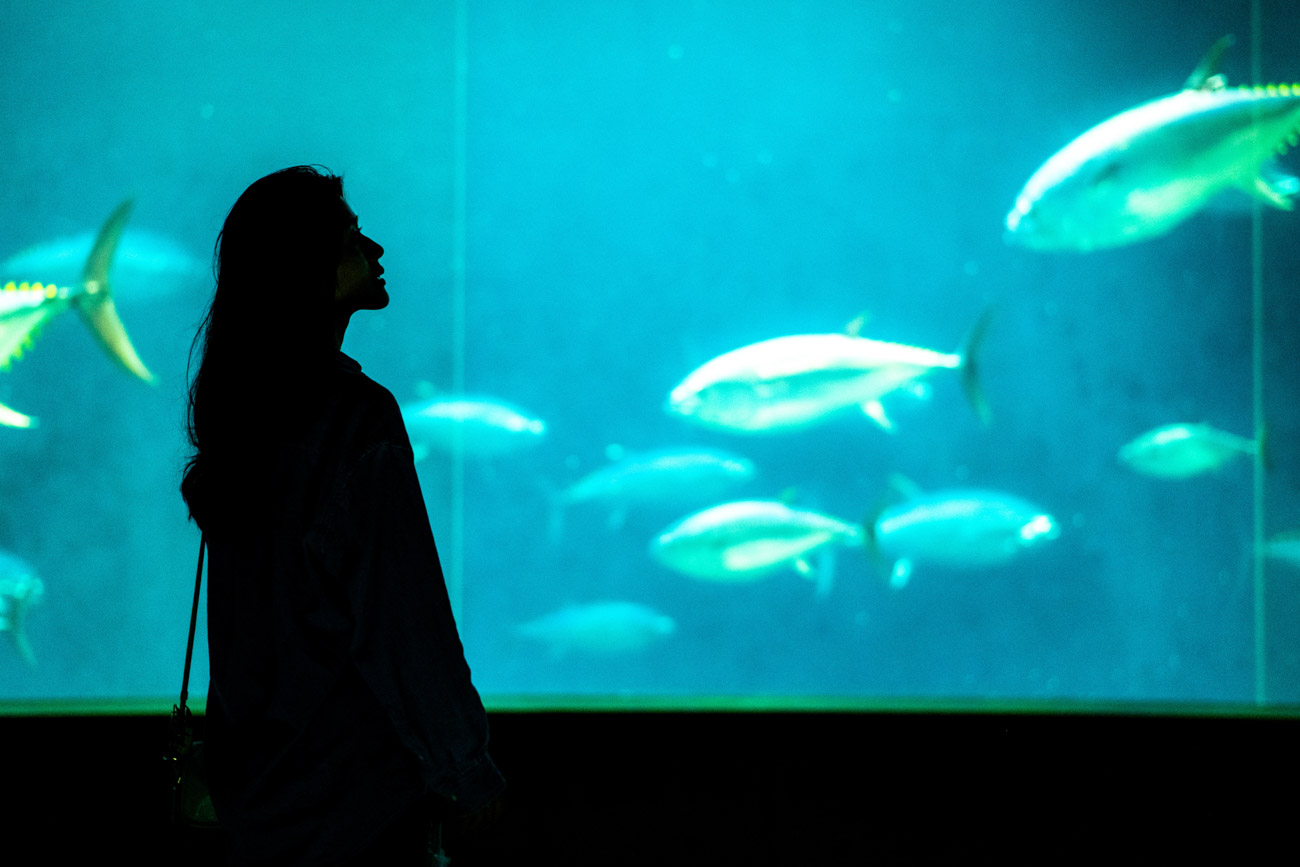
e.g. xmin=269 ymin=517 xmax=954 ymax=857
xmin=164 ymin=532 xmax=220 ymax=829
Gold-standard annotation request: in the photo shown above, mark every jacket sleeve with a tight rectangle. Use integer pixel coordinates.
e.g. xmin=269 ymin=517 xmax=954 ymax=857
xmin=329 ymin=432 xmax=505 ymax=814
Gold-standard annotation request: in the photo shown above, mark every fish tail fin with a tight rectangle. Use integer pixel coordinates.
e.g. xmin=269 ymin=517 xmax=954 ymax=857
xmin=73 ymin=199 xmax=155 ymax=383
xmin=11 ymin=628 xmax=36 ymax=667
xmin=958 ymin=306 xmax=995 ymax=425
xmin=3 ymin=594 xmax=38 ymax=667
xmin=862 ymin=507 xmax=889 ymax=585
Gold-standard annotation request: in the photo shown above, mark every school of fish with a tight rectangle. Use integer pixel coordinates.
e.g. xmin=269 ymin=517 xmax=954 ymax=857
xmin=1 ymin=37 xmax=1291 ymax=670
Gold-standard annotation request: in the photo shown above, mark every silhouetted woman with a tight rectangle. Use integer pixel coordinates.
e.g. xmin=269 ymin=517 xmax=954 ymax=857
xmin=182 ymin=166 xmax=504 ymax=866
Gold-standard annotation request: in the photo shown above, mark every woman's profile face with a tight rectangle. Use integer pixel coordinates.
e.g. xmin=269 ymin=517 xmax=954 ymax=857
xmin=335 ymin=206 xmax=387 ymax=313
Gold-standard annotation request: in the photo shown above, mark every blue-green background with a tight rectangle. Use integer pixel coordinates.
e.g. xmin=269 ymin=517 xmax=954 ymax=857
xmin=0 ymin=0 xmax=1296 ymax=712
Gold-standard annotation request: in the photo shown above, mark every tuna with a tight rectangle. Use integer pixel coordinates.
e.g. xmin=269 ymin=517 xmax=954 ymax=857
xmin=868 ymin=485 xmax=1059 ymax=589
xmin=665 ymin=310 xmax=992 ymax=435
xmin=650 ymin=499 xmax=861 ymax=597
xmin=1006 ymin=36 xmax=1300 ymax=251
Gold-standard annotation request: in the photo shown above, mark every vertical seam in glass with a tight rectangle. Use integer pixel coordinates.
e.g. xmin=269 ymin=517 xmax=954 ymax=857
xmin=450 ymin=0 xmax=469 ymax=625
xmin=1250 ymin=0 xmax=1267 ymax=705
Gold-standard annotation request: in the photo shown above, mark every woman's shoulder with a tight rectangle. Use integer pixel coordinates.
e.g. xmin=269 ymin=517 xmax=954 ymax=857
xmin=328 ymin=364 xmax=408 ymax=453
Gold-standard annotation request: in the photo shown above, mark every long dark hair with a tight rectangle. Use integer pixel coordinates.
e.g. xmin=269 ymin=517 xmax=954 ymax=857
xmin=182 ymin=166 xmax=349 ymax=529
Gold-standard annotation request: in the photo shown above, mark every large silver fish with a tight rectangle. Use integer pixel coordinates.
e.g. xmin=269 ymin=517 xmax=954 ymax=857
xmin=665 ymin=311 xmax=991 ymax=435
xmin=550 ymin=445 xmax=756 ymax=540
xmin=516 ymin=601 xmax=676 ymax=658
xmin=0 ymin=550 xmax=44 ymax=666
xmin=0 ymin=200 xmax=155 ymax=427
xmin=1118 ymin=422 xmax=1259 ymax=479
xmin=400 ymin=394 xmax=546 ymax=461
xmin=868 ymin=483 xmax=1059 ymax=589
xmin=1006 ymin=36 xmax=1300 ymax=251
xmin=650 ymin=499 xmax=861 ymax=597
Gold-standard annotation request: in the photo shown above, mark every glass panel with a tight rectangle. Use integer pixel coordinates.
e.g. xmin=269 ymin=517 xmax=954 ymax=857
xmin=0 ymin=0 xmax=1295 ymax=714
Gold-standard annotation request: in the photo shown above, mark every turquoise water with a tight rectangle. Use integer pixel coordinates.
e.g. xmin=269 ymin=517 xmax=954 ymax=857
xmin=0 ymin=0 xmax=1296 ymax=713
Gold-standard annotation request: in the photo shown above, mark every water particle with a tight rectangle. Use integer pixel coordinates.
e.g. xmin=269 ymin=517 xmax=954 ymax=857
xmin=725 ymin=168 xmax=741 ymax=184
xmin=963 ymin=260 xmax=979 ymax=277
xmin=886 ymin=89 xmax=903 ymax=103
xmin=756 ymin=150 xmax=773 ymax=166
xmin=667 ymin=44 xmax=684 ymax=60
xmin=200 ymin=104 xmax=215 ymax=119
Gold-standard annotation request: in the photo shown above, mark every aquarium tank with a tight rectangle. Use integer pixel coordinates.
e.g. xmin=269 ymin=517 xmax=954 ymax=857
xmin=0 ymin=0 xmax=1296 ymax=715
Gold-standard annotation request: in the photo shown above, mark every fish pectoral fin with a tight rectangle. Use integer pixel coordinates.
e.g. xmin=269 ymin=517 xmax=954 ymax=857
xmin=861 ymin=400 xmax=894 ymax=432
xmin=1245 ymin=171 xmax=1297 ymax=211
xmin=889 ymin=559 xmax=913 ymax=590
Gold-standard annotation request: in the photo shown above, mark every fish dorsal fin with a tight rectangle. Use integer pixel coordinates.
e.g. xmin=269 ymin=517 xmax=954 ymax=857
xmin=1184 ymin=35 xmax=1234 ymax=91
xmin=887 ymin=473 xmax=924 ymax=500
xmin=845 ymin=311 xmax=870 ymax=337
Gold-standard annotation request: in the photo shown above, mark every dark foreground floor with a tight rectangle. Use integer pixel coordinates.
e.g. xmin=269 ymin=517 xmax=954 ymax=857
xmin=9 ymin=711 xmax=1296 ymax=864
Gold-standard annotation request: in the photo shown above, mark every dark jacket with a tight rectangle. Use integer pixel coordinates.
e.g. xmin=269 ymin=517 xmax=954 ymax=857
xmin=202 ymin=352 xmax=504 ymax=865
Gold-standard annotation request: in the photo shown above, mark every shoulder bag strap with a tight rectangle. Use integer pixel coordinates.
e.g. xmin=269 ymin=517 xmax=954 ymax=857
xmin=178 ymin=532 xmax=206 ymax=715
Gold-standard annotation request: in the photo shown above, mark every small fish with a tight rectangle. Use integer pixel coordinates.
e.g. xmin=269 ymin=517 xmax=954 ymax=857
xmin=516 ymin=601 xmax=676 ymax=658
xmin=1 ymin=228 xmax=204 ymax=300
xmin=1265 ymin=530 xmax=1300 ymax=568
xmin=0 ymin=551 xmax=44 ymax=666
xmin=550 ymin=446 xmax=756 ymax=539
xmin=1006 ymin=36 xmax=1300 ymax=251
xmin=400 ymin=394 xmax=546 ymax=461
xmin=650 ymin=499 xmax=861 ymax=597
xmin=665 ymin=310 xmax=992 ymax=435
xmin=0 ymin=200 xmax=156 ymax=427
xmin=1118 ymin=422 xmax=1259 ymax=479
xmin=868 ymin=486 xmax=1059 ymax=589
